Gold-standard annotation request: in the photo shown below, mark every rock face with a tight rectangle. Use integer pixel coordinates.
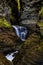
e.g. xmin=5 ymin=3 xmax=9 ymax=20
xmin=13 ymin=32 xmax=43 ymax=65
xmin=20 ymin=0 xmax=42 ymax=24
xmin=0 ymin=0 xmax=11 ymax=22
xmin=6 ymin=0 xmax=19 ymax=25
xmin=0 ymin=0 xmax=43 ymax=65
xmin=0 ymin=27 xmax=20 ymax=52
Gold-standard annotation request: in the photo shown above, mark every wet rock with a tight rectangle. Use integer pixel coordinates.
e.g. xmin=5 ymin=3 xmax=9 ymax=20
xmin=0 ymin=53 xmax=13 ymax=65
xmin=13 ymin=32 xmax=43 ymax=65
xmin=38 ymin=22 xmax=43 ymax=36
xmin=0 ymin=27 xmax=20 ymax=52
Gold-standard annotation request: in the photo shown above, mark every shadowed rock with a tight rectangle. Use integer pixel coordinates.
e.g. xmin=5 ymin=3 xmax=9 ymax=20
xmin=0 ymin=27 xmax=20 ymax=52
xmin=13 ymin=32 xmax=43 ymax=65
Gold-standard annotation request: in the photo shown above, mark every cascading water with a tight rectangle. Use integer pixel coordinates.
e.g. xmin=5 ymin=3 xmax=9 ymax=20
xmin=12 ymin=25 xmax=27 ymax=41
xmin=5 ymin=25 xmax=27 ymax=61
xmin=0 ymin=0 xmax=28 ymax=62
xmin=5 ymin=51 xmax=18 ymax=61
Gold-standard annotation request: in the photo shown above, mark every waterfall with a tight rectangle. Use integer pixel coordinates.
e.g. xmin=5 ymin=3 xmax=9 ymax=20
xmin=5 ymin=51 xmax=18 ymax=61
xmin=12 ymin=25 xmax=27 ymax=41
xmin=5 ymin=25 xmax=27 ymax=61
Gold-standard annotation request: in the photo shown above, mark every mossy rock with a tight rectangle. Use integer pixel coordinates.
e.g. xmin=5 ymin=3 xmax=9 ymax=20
xmin=39 ymin=7 xmax=43 ymax=17
xmin=0 ymin=18 xmax=12 ymax=28
xmin=13 ymin=32 xmax=43 ymax=65
xmin=24 ymin=33 xmax=40 ymax=48
xmin=37 ymin=22 xmax=43 ymax=36
xmin=13 ymin=42 xmax=43 ymax=65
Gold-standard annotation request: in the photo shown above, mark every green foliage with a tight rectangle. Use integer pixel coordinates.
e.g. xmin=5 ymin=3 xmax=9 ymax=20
xmin=0 ymin=18 xmax=12 ymax=28
xmin=37 ymin=22 xmax=43 ymax=36
xmin=38 ymin=22 xmax=43 ymax=27
xmin=16 ymin=0 xmax=20 ymax=11
xmin=39 ymin=7 xmax=43 ymax=16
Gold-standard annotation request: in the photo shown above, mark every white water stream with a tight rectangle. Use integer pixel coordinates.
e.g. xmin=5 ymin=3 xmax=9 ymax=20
xmin=5 ymin=26 xmax=27 ymax=61
xmin=5 ymin=51 xmax=18 ymax=61
xmin=12 ymin=25 xmax=27 ymax=41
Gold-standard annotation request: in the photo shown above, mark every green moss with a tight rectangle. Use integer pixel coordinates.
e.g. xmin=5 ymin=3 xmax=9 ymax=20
xmin=0 ymin=18 xmax=12 ymax=28
xmin=40 ymin=42 xmax=43 ymax=45
xmin=16 ymin=0 xmax=20 ymax=11
xmin=39 ymin=6 xmax=43 ymax=16
xmin=37 ymin=22 xmax=43 ymax=35
xmin=37 ymin=22 xmax=43 ymax=27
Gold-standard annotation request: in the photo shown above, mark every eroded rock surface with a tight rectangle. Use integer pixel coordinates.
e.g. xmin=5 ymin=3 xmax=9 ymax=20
xmin=0 ymin=27 xmax=20 ymax=52
xmin=13 ymin=32 xmax=43 ymax=65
